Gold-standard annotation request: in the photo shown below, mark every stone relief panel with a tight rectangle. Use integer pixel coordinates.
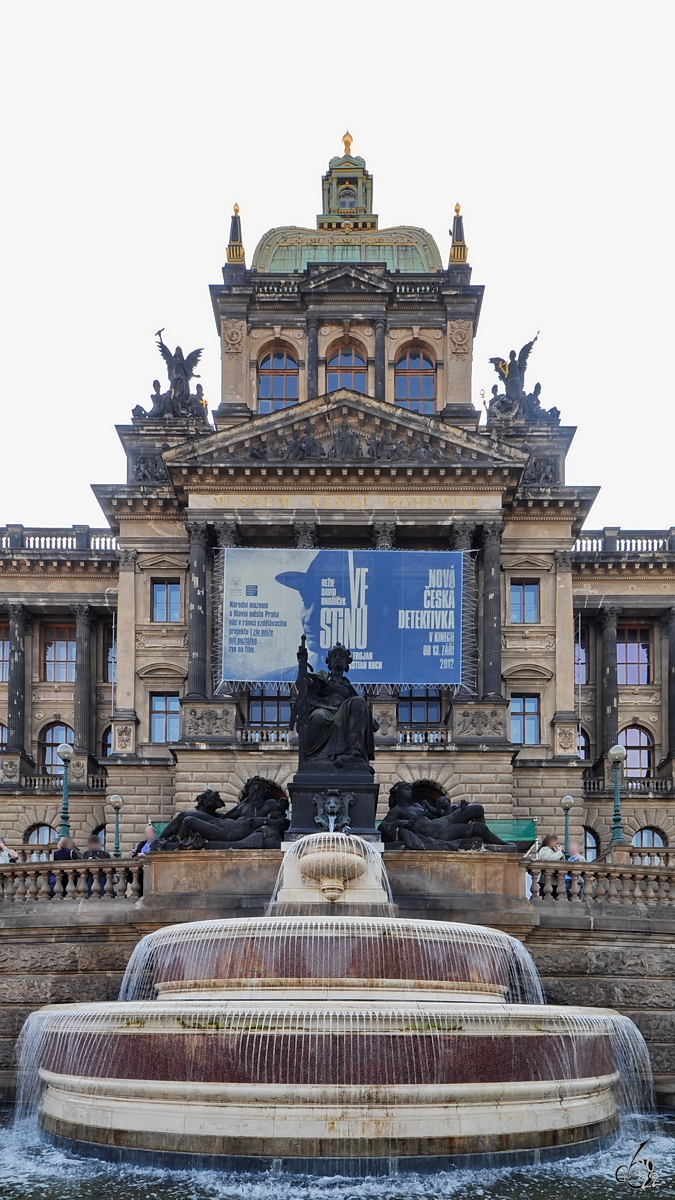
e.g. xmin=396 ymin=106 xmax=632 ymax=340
xmin=222 ymin=320 xmax=245 ymax=357
xmin=183 ymin=707 xmax=235 ymax=737
xmin=555 ymin=726 xmax=577 ymax=754
xmin=502 ymin=632 xmax=556 ymax=651
xmin=135 ymin=628 xmax=188 ymax=650
xmin=448 ymin=320 xmax=471 ymax=355
xmin=453 ymin=707 xmax=506 ymax=738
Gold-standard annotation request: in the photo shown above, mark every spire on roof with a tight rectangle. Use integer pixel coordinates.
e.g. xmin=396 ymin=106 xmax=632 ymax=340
xmin=226 ymin=203 xmax=246 ymax=264
xmin=449 ymin=202 xmax=468 ymax=264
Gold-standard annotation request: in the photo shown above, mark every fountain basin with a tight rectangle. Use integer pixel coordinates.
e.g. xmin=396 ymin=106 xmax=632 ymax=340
xmin=30 ymin=999 xmax=625 ymax=1172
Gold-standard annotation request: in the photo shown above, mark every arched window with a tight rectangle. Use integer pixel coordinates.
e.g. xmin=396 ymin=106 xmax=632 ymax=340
xmin=619 ymin=725 xmax=653 ymax=777
xmin=326 ymin=346 xmax=367 ymax=393
xmin=257 ymin=350 xmax=299 ymax=414
xmin=39 ymin=722 xmax=74 ymax=775
xmin=338 ymin=186 xmax=356 ymax=209
xmin=0 ymin=722 xmax=7 ymax=749
xmin=395 ymin=350 xmax=436 ymax=413
xmin=26 ymin=823 xmax=58 ymax=859
xmin=577 ymin=728 xmax=590 ymax=760
xmin=583 ymin=827 xmax=599 ymax=862
xmin=26 ymin=823 xmax=58 ymax=845
xmin=92 ymin=824 xmax=106 ymax=849
xmin=102 ymin=726 xmax=112 ymax=757
xmin=632 ymin=827 xmax=665 ymax=865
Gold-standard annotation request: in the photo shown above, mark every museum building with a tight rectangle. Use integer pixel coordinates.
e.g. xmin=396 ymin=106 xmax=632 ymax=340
xmin=1 ymin=135 xmax=674 ymax=862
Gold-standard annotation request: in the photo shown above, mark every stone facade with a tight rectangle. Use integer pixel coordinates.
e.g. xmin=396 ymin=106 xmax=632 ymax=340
xmin=1 ymin=139 xmax=675 ymax=865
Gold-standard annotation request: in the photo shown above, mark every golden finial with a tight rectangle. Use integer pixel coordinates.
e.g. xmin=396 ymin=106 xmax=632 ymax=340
xmin=233 ymin=202 xmax=240 ymax=215
xmin=455 ymin=202 xmax=461 ymax=215
xmin=342 ymin=129 xmax=353 ymax=156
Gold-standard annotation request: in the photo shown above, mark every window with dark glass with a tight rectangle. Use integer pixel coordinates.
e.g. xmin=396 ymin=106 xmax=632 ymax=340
xmin=102 ymin=726 xmax=112 ymax=757
xmin=0 ymin=624 xmax=8 ymax=683
xmin=92 ymin=824 xmax=107 ymax=849
xmin=397 ymin=687 xmax=441 ymax=725
xmin=632 ymin=827 xmax=665 ymax=865
xmin=338 ymin=186 xmax=356 ymax=209
xmin=42 ymin=625 xmax=76 ymax=682
xmin=509 ymin=581 xmax=539 ymax=624
xmin=326 ymin=346 xmax=367 ymax=393
xmin=577 ymin=728 xmax=590 ymax=759
xmin=249 ymin=684 xmax=292 ymax=727
xmin=394 ymin=350 xmax=436 ymax=414
xmin=152 ymin=582 xmax=181 ymax=623
xmin=617 ymin=627 xmax=651 ymax=685
xmin=0 ymin=723 xmax=7 ymax=748
xmin=257 ymin=350 xmax=299 ymax=414
xmin=27 ymin=824 xmax=58 ymax=845
xmin=105 ymin=624 xmax=116 ymax=682
xmin=583 ymin=827 xmax=599 ymax=862
xmin=39 ymin=722 xmax=74 ymax=774
xmin=574 ymin=627 xmax=587 ymax=685
xmin=150 ymin=694 xmax=180 ymax=743
xmin=619 ymin=725 xmax=653 ymax=777
xmin=510 ymin=695 xmax=540 ymax=744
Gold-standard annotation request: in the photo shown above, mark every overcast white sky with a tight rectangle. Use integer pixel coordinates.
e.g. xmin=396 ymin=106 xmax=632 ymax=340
xmin=0 ymin=1 xmax=672 ymax=531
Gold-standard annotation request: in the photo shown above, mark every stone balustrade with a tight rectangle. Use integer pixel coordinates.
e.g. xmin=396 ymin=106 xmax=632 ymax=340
xmin=0 ymin=859 xmax=143 ymax=902
xmin=526 ymin=860 xmax=675 ymax=904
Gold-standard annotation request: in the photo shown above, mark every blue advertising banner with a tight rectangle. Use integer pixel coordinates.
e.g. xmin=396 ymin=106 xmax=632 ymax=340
xmin=222 ymin=548 xmax=463 ymax=684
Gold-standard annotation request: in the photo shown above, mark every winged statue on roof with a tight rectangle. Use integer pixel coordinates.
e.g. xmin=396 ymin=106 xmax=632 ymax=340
xmin=132 ymin=330 xmax=208 ymax=422
xmin=489 ymin=335 xmax=539 ymax=405
xmin=486 ymin=333 xmax=558 ymax=425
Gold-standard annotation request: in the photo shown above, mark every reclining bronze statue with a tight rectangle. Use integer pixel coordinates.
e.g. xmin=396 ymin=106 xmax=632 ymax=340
xmin=379 ymin=782 xmax=516 ymax=851
xmin=154 ymin=777 xmax=289 ymax=851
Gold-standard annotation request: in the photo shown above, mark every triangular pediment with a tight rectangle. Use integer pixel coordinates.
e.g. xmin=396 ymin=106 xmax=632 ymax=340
xmin=163 ymin=391 xmax=529 ymax=473
xmin=501 ymin=554 xmax=554 ymax=572
xmin=300 ymin=263 xmax=392 ymax=294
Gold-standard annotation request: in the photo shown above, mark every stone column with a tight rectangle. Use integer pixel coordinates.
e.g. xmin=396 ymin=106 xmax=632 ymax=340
xmin=113 ymin=549 xmax=137 ymax=754
xmin=664 ymin=608 xmax=675 ymax=760
xmin=186 ymin=522 xmax=208 ymax=700
xmin=6 ymin=603 xmax=27 ymax=752
xmin=374 ymin=320 xmax=386 ymax=401
xmin=451 ymin=521 xmax=475 ymax=551
xmin=598 ymin=605 xmax=619 ymax=754
xmin=72 ymin=604 xmax=93 ymax=752
xmin=307 ymin=320 xmax=319 ymax=400
xmin=482 ymin=523 xmax=503 ymax=699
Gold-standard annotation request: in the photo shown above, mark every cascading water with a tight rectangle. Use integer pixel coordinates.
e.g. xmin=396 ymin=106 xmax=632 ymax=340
xmin=15 ymin=831 xmax=654 ymax=1177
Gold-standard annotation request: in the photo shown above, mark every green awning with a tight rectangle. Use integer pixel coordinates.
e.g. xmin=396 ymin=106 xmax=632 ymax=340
xmin=487 ymin=820 xmax=536 ymax=844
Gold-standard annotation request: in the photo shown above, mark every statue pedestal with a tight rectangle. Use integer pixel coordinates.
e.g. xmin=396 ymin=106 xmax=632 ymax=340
xmin=287 ymin=772 xmax=380 ymax=840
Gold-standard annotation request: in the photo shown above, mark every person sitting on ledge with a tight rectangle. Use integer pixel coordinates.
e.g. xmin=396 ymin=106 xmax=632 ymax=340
xmin=130 ymin=826 xmax=157 ymax=857
xmin=379 ymin=783 xmax=515 ymax=851
xmin=154 ymin=785 xmax=287 ymax=851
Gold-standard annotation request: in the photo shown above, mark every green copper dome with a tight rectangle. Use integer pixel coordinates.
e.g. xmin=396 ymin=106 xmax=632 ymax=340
xmin=251 ymin=135 xmax=442 ymax=274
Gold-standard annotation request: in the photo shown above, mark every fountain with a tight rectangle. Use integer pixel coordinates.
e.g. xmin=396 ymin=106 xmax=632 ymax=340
xmin=17 ymin=832 xmax=653 ymax=1177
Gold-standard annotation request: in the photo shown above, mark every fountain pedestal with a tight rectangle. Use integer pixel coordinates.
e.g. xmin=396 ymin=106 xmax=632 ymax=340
xmin=287 ymin=772 xmax=380 ymax=839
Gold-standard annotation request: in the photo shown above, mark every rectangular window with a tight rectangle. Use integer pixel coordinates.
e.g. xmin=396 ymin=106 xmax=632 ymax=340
xmin=574 ymin=627 xmax=587 ymax=686
xmin=152 ymin=581 xmax=181 ymax=623
xmin=150 ymin=694 xmax=180 ymax=743
xmin=0 ymin=625 xmax=8 ymax=683
xmin=510 ymin=695 xmax=540 ymax=744
xmin=43 ymin=625 xmax=76 ymax=682
xmin=105 ymin=624 xmax=116 ymax=683
xmin=397 ymin=687 xmax=441 ymax=725
xmin=249 ymin=684 xmax=292 ymax=727
xmin=510 ymin=581 xmax=540 ymax=624
xmin=617 ymin=627 xmax=651 ymax=685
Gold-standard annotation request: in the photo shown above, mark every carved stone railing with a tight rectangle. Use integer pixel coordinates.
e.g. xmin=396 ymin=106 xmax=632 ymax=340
xmin=397 ymin=727 xmax=448 ymax=746
xmin=0 ymin=859 xmax=143 ymax=901
xmin=573 ymin=529 xmax=675 ymax=555
xmin=0 ymin=526 xmax=117 ymax=552
xmin=239 ymin=728 xmax=291 ymax=745
xmin=525 ymin=860 xmax=675 ymax=904
xmin=17 ymin=775 xmax=107 ymax=792
xmin=582 ymin=777 xmax=674 ymax=796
